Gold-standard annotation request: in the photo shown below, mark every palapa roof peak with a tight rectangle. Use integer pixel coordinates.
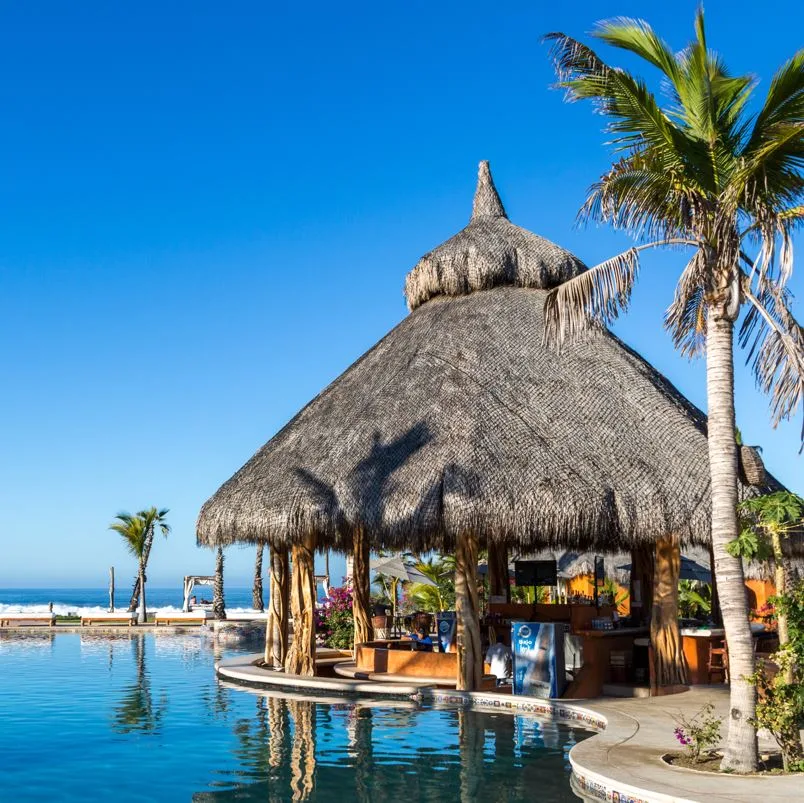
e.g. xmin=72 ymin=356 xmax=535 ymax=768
xmin=471 ymin=160 xmax=507 ymax=220
xmin=404 ymin=161 xmax=587 ymax=311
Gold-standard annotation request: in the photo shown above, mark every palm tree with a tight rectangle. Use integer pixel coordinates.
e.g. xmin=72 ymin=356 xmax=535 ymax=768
xmin=545 ymin=11 xmax=803 ymax=771
xmin=213 ymin=546 xmax=226 ymax=620
xmin=110 ymin=513 xmax=149 ymax=624
xmin=253 ymin=545 xmax=265 ymax=612
xmin=124 ymin=507 xmax=171 ymax=614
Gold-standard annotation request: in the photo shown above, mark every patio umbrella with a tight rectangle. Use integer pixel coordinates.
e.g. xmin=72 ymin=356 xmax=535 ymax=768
xmin=370 ymin=555 xmax=437 ymax=619
xmin=616 ymin=555 xmax=712 ymax=583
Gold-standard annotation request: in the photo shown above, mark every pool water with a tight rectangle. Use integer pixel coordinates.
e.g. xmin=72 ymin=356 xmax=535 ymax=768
xmin=0 ymin=633 xmax=587 ymax=801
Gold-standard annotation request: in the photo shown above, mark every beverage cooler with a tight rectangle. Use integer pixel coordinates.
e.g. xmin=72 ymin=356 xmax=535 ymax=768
xmin=511 ymin=621 xmax=567 ymax=698
xmin=435 ymin=611 xmax=457 ymax=653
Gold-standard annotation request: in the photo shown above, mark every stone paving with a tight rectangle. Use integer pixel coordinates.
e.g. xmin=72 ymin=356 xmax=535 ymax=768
xmin=571 ymin=686 xmax=802 ymax=802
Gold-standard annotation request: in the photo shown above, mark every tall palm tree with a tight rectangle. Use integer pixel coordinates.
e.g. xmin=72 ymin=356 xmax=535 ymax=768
xmin=253 ymin=544 xmax=265 ymax=612
xmin=545 ymin=11 xmax=803 ymax=771
xmin=110 ymin=513 xmax=149 ymax=623
xmin=124 ymin=507 xmax=171 ymax=614
xmin=213 ymin=546 xmax=227 ymax=620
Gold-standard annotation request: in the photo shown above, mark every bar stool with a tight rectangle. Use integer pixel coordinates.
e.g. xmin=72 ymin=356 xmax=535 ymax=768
xmin=707 ymin=638 xmax=729 ymax=683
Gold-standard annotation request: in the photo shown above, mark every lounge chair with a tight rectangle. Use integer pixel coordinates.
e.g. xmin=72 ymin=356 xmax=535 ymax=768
xmin=0 ymin=612 xmax=56 ymax=627
xmin=222 ymin=611 xmax=271 ymax=621
xmin=154 ymin=610 xmax=213 ymax=626
xmin=81 ymin=612 xmax=137 ymax=627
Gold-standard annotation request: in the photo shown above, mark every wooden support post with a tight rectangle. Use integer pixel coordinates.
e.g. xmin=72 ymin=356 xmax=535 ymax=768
xmin=352 ymin=527 xmax=373 ymax=653
xmin=487 ymin=543 xmax=510 ymax=603
xmin=630 ymin=545 xmax=654 ymax=627
xmin=265 ymin=544 xmax=290 ymax=669
xmin=285 ymin=533 xmax=317 ymax=676
xmin=455 ymin=531 xmax=482 ymax=691
xmin=650 ymin=537 xmax=689 ymax=690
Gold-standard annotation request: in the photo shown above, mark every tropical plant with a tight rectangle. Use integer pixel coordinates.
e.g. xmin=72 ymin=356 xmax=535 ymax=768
xmin=736 ymin=491 xmax=804 ymax=653
xmin=213 ymin=546 xmax=226 ymax=620
xmin=408 ymin=555 xmax=456 ymax=612
xmin=672 ymin=702 xmax=723 ymax=763
xmin=253 ymin=545 xmax=265 ymax=612
xmin=121 ymin=507 xmax=171 ymax=616
xmin=544 ymin=12 xmax=804 ymax=771
xmin=110 ymin=507 xmax=170 ymax=624
xmin=678 ymin=580 xmax=712 ymax=620
xmin=314 ymin=586 xmax=354 ymax=650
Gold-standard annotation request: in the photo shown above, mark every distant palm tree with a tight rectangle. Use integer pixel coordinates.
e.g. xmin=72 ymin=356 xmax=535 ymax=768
xmin=123 ymin=507 xmax=171 ymax=615
xmin=213 ymin=547 xmax=226 ymax=620
xmin=253 ymin=545 xmax=265 ymax=612
xmin=545 ymin=11 xmax=803 ymax=771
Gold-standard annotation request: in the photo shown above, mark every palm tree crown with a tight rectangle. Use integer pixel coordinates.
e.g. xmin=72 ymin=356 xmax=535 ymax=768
xmin=544 ymin=10 xmax=803 ymax=436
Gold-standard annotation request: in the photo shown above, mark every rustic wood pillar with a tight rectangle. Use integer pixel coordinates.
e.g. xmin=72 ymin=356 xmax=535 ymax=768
xmin=630 ymin=545 xmax=654 ymax=627
xmin=288 ymin=699 xmax=316 ymax=801
xmin=487 ymin=542 xmax=510 ymax=603
xmin=265 ymin=543 xmax=290 ymax=669
xmin=455 ymin=531 xmax=482 ymax=691
xmin=285 ymin=533 xmax=317 ymax=677
xmin=650 ymin=537 xmax=689 ymax=690
xmin=352 ymin=526 xmax=373 ymax=653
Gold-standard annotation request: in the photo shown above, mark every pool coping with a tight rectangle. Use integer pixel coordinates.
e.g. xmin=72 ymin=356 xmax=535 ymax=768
xmin=217 ymin=656 xmax=803 ymax=803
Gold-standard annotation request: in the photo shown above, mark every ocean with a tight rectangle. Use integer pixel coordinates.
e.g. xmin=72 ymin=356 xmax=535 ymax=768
xmin=0 ymin=587 xmax=264 ymax=617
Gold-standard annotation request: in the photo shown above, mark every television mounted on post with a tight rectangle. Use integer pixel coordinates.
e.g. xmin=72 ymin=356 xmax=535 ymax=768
xmin=514 ymin=560 xmax=557 ymax=587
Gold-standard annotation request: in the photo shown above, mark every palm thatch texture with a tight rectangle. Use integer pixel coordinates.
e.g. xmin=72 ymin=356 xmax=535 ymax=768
xmin=197 ymin=165 xmax=777 ymax=555
xmin=196 ymin=160 xmax=783 ymax=689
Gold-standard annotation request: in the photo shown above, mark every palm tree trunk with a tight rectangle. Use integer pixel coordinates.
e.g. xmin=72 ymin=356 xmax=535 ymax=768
xmin=455 ymin=531 xmax=482 ymax=691
xmin=213 ymin=547 xmax=226 ymax=620
xmin=265 ymin=545 xmax=289 ymax=669
xmin=707 ymin=312 xmax=757 ymax=772
xmin=137 ymin=565 xmax=147 ymax=624
xmin=285 ymin=533 xmax=317 ymax=676
xmin=128 ymin=525 xmax=156 ymax=611
xmin=253 ymin=545 xmax=265 ymax=612
xmin=352 ymin=526 xmax=373 ymax=652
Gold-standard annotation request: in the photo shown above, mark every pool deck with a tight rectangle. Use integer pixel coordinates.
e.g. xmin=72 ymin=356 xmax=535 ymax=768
xmin=218 ymin=654 xmax=803 ymax=803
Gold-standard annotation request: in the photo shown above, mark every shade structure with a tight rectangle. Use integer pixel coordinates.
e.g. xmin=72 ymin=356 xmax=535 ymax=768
xmin=197 ymin=161 xmax=779 ymax=557
xmin=616 ymin=556 xmax=711 ymax=583
xmin=370 ymin=555 xmax=438 ymax=587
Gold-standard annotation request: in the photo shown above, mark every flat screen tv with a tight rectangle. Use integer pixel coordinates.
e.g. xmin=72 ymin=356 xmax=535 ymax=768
xmin=514 ymin=560 xmax=557 ymax=587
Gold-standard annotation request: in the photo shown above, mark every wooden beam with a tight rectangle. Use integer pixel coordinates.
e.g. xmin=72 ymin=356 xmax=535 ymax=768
xmin=487 ymin=542 xmax=510 ymax=603
xmin=455 ymin=531 xmax=482 ymax=691
xmin=285 ymin=533 xmax=317 ymax=676
xmin=265 ymin=544 xmax=290 ymax=669
xmin=650 ymin=536 xmax=689 ymax=690
xmin=352 ymin=526 xmax=373 ymax=652
xmin=629 ymin=545 xmax=654 ymax=627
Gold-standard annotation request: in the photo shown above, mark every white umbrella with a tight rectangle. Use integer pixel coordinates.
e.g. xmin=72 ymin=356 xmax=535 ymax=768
xmin=370 ymin=555 xmax=437 ymax=620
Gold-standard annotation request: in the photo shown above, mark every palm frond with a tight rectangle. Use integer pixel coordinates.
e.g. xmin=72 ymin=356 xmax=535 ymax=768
xmin=665 ymin=249 xmax=709 ymax=358
xmin=740 ymin=279 xmax=804 ymax=439
xmin=543 ymin=247 xmax=640 ymax=345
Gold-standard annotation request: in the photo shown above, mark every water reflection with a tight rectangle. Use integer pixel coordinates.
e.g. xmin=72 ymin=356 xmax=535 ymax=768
xmin=193 ymin=690 xmax=582 ymax=802
xmin=112 ymin=634 xmax=167 ymax=734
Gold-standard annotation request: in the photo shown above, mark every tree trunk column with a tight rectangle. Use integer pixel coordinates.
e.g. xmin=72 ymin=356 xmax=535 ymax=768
xmin=352 ymin=527 xmax=373 ymax=653
xmin=265 ymin=544 xmax=290 ymax=669
xmin=650 ymin=536 xmax=688 ymax=689
xmin=487 ymin=543 xmax=510 ymax=603
xmin=455 ymin=532 xmax=482 ymax=691
xmin=285 ymin=533 xmax=317 ymax=677
xmin=706 ymin=311 xmax=758 ymax=772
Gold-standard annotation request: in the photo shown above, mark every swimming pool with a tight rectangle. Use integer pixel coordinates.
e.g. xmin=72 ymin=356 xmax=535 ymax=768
xmin=0 ymin=633 xmax=587 ymax=801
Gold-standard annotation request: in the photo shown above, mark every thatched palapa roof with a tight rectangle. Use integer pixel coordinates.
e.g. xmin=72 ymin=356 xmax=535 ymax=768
xmin=197 ymin=162 xmax=776 ymax=554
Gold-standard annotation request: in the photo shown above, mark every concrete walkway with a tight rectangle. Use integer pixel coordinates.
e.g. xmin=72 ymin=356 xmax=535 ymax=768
xmin=570 ymin=686 xmax=802 ymax=802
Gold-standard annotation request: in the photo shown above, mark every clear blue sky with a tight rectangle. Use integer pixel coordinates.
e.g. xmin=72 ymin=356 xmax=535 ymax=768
xmin=0 ymin=1 xmax=801 ymax=589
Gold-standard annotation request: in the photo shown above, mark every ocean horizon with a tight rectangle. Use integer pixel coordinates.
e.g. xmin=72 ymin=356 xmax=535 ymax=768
xmin=0 ymin=587 xmax=269 ymax=617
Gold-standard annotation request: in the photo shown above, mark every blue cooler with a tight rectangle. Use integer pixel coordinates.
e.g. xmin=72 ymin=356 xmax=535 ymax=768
xmin=511 ymin=621 xmax=566 ymax=698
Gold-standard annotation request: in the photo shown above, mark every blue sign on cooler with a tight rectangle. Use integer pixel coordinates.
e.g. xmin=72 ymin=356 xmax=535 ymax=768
xmin=511 ymin=621 xmax=566 ymax=698
xmin=435 ymin=611 xmax=457 ymax=653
